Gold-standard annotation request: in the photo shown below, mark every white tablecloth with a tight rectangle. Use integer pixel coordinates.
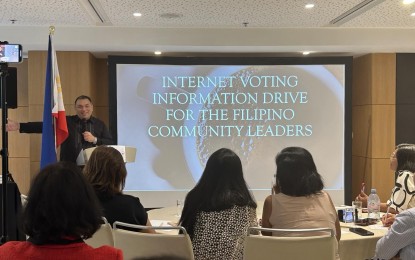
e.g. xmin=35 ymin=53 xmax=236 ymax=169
xmin=148 ymin=203 xmax=388 ymax=260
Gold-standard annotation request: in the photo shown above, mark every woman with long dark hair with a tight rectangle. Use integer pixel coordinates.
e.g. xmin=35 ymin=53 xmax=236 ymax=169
xmin=179 ymin=148 xmax=257 ymax=259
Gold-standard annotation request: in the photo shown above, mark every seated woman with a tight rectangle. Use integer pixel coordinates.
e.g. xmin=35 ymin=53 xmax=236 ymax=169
xmin=0 ymin=162 xmax=122 ymax=259
xmin=179 ymin=148 xmax=257 ymax=260
xmin=357 ymin=144 xmax=415 ymax=226
xmin=261 ymin=147 xmax=340 ymax=254
xmin=83 ymin=146 xmax=154 ymax=232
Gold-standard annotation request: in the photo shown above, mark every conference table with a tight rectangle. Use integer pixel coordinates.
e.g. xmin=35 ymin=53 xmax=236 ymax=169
xmin=148 ymin=204 xmax=388 ymax=260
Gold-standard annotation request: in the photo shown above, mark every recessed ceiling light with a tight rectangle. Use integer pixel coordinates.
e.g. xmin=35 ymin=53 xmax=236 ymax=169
xmin=160 ymin=13 xmax=183 ymax=19
xmin=411 ymin=12 xmax=415 ymax=16
xmin=133 ymin=12 xmax=142 ymax=17
xmin=154 ymin=51 xmax=162 ymax=55
xmin=302 ymin=51 xmax=311 ymax=55
xmin=403 ymin=0 xmax=415 ymax=4
xmin=305 ymin=3 xmax=315 ymax=9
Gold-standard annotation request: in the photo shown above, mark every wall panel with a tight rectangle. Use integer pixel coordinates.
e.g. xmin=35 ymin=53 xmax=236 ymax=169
xmin=351 ymin=53 xmax=396 ymax=205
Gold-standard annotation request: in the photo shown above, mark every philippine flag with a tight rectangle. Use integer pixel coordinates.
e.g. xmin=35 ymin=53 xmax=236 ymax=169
xmin=40 ymin=34 xmax=69 ymax=169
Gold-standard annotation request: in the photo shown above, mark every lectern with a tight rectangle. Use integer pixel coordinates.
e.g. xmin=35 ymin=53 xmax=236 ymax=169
xmin=76 ymin=145 xmax=137 ymax=166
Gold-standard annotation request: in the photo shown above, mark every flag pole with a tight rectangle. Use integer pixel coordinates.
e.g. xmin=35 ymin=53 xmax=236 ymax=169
xmin=49 ymin=26 xmax=56 ymax=153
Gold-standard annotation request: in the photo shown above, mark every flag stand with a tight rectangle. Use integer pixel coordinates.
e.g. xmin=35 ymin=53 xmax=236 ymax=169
xmin=0 ymin=61 xmax=11 ymax=244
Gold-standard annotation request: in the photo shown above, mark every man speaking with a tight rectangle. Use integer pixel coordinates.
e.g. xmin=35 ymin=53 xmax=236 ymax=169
xmin=7 ymin=95 xmax=113 ymax=163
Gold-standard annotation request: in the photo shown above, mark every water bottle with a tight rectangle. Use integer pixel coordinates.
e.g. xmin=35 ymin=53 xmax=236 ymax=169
xmin=367 ymin=188 xmax=381 ymax=220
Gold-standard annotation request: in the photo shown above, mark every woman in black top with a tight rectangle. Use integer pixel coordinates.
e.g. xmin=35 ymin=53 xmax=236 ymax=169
xmin=83 ymin=146 xmax=154 ymax=232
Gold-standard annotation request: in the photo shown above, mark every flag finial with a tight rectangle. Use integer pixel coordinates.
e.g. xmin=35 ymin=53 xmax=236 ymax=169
xmin=49 ymin=26 xmax=55 ymax=35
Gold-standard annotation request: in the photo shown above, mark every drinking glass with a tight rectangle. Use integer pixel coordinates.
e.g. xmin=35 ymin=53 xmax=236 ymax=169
xmin=176 ymin=199 xmax=184 ymax=217
xmin=352 ymin=200 xmax=363 ymax=221
xmin=344 ymin=207 xmax=354 ymax=223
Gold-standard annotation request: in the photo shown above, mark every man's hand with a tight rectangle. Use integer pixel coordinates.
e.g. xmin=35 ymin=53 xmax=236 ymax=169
xmin=82 ymin=131 xmax=96 ymax=143
xmin=6 ymin=118 xmax=20 ymax=132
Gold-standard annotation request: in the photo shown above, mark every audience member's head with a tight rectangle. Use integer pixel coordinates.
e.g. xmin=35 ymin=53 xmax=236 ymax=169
xmin=395 ymin=144 xmax=415 ymax=173
xmin=22 ymin=162 xmax=102 ymax=243
xmin=180 ymin=148 xmax=256 ymax=234
xmin=390 ymin=143 xmax=413 ymax=171
xmin=83 ymin=146 xmax=127 ymax=196
xmin=190 ymin=147 xmax=255 ymax=210
xmin=275 ymin=146 xmax=324 ymax=197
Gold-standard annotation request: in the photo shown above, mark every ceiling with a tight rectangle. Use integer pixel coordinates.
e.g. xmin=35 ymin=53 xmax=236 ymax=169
xmin=1 ymin=0 xmax=415 ymax=58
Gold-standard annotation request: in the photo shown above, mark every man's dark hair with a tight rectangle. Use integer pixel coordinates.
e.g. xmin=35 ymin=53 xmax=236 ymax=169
xmin=22 ymin=162 xmax=103 ymax=243
xmin=74 ymin=95 xmax=92 ymax=104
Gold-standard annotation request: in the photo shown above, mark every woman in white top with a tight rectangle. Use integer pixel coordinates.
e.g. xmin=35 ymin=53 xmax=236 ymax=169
xmin=358 ymin=144 xmax=415 ymax=226
xmin=261 ymin=147 xmax=341 ymax=242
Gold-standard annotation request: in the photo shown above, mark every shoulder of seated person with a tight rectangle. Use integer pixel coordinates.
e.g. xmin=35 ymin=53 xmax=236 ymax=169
xmin=402 ymin=208 xmax=415 ymax=217
xmin=121 ymin=193 xmax=142 ymax=201
xmin=399 ymin=170 xmax=414 ymax=176
xmin=264 ymin=195 xmax=273 ymax=203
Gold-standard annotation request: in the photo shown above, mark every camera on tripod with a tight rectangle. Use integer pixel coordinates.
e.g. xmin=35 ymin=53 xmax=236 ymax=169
xmin=0 ymin=44 xmax=22 ymax=63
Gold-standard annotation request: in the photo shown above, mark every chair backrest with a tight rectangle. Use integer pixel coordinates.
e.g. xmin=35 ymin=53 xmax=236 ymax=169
xmin=84 ymin=217 xmax=114 ymax=248
xmin=244 ymin=227 xmax=337 ymax=260
xmin=113 ymin=221 xmax=195 ymax=260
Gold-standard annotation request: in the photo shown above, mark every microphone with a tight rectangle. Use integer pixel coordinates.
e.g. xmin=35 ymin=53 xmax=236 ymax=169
xmin=81 ymin=119 xmax=87 ymax=133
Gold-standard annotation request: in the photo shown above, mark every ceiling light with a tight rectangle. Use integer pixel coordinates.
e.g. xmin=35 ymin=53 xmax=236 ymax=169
xmin=302 ymin=51 xmax=311 ymax=55
xmin=160 ymin=13 xmax=183 ymax=19
xmin=411 ymin=12 xmax=415 ymax=16
xmin=154 ymin=51 xmax=162 ymax=55
xmin=403 ymin=0 xmax=415 ymax=5
xmin=329 ymin=0 xmax=385 ymax=26
xmin=133 ymin=12 xmax=142 ymax=17
xmin=305 ymin=4 xmax=315 ymax=9
xmin=78 ymin=0 xmax=112 ymax=25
